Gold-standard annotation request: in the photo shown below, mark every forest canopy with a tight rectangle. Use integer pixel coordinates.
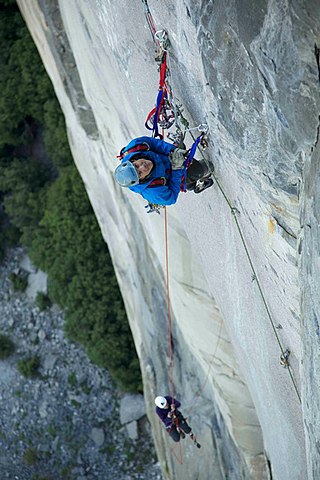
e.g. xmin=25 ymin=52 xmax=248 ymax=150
xmin=0 ymin=0 xmax=142 ymax=392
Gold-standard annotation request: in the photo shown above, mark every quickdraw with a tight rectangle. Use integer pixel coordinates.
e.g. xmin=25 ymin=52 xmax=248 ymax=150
xmin=280 ymin=349 xmax=290 ymax=368
xmin=145 ymin=47 xmax=175 ymax=138
xmin=145 ymin=203 xmax=164 ymax=214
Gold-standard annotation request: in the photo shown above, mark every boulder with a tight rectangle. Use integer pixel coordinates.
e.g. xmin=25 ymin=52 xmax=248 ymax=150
xmin=19 ymin=255 xmax=36 ymax=274
xmin=51 ymin=436 xmax=59 ymax=452
xmin=39 ymin=401 xmax=48 ymax=419
xmin=90 ymin=427 xmax=105 ymax=447
xmin=119 ymin=393 xmax=146 ymax=425
xmin=126 ymin=421 xmax=138 ymax=441
xmin=26 ymin=270 xmax=48 ymax=300
xmin=0 ymin=363 xmax=17 ymax=387
xmin=43 ymin=353 xmax=57 ymax=371
xmin=38 ymin=329 xmax=46 ymax=341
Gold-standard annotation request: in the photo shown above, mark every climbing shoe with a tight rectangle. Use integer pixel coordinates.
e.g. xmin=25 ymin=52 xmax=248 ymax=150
xmin=193 ymin=177 xmax=214 ymax=194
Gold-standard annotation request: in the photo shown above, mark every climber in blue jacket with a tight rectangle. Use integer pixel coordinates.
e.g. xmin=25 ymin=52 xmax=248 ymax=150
xmin=113 ymin=136 xmax=212 ymax=206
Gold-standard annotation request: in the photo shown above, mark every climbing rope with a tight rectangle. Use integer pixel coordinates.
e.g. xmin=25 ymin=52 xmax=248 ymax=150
xmin=164 ymin=206 xmax=175 ymax=403
xmin=142 ymin=1 xmax=187 ymax=460
xmin=184 ymin=125 xmax=302 ymax=404
xmin=230 ymin=210 xmax=301 ymax=403
xmin=163 ymin=130 xmax=184 ymax=462
xmin=141 ymin=0 xmax=157 ymax=40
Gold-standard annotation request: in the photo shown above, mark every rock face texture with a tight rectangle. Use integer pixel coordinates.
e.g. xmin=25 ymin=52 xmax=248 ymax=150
xmin=17 ymin=1 xmax=320 ymax=479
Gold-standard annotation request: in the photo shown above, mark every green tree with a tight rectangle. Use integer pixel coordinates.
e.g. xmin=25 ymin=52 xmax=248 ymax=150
xmin=9 ymin=272 xmax=28 ymax=292
xmin=22 ymin=447 xmax=38 ymax=465
xmin=0 ymin=157 xmax=49 ymax=246
xmin=35 ymin=292 xmax=51 ymax=311
xmin=29 ymin=165 xmax=141 ymax=391
xmin=43 ymin=99 xmax=72 ymax=168
xmin=0 ymin=1 xmax=141 ymax=391
xmin=0 ymin=17 xmax=52 ymax=144
xmin=17 ymin=355 xmax=40 ymax=378
xmin=0 ymin=334 xmax=15 ymax=359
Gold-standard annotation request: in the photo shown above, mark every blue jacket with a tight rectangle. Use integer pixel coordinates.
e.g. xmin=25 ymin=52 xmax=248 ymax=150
xmin=155 ymin=396 xmax=181 ymax=428
xmin=120 ymin=136 xmax=184 ymax=206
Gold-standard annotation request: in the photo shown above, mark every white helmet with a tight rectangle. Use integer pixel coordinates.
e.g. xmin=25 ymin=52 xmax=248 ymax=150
xmin=114 ymin=161 xmax=139 ymax=187
xmin=155 ymin=396 xmax=168 ymax=409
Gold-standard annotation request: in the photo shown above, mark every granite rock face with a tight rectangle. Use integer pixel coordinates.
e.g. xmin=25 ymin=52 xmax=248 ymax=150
xmin=17 ymin=1 xmax=320 ymax=479
xmin=300 ymin=121 xmax=320 ymax=478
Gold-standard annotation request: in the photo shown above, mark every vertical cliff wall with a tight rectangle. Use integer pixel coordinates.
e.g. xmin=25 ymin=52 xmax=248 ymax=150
xmin=300 ymin=118 xmax=320 ymax=478
xmin=17 ymin=1 xmax=320 ymax=479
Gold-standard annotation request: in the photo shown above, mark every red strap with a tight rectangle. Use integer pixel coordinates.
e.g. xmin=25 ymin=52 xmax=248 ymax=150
xmin=148 ymin=177 xmax=166 ymax=187
xmin=145 ymin=54 xmax=168 ymax=131
xmin=159 ymin=54 xmax=167 ymax=88
xmin=145 ymin=107 xmax=157 ymax=129
xmin=180 ymin=175 xmax=187 ymax=192
xmin=117 ymin=143 xmax=149 ymax=159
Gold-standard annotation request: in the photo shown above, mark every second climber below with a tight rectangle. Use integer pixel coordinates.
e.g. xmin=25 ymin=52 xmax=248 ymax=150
xmin=155 ymin=395 xmax=197 ymax=443
xmin=113 ymin=136 xmax=213 ymax=206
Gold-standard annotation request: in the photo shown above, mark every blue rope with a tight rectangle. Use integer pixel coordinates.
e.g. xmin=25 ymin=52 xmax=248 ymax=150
xmin=182 ymin=134 xmax=202 ymax=190
xmin=152 ymin=89 xmax=165 ymax=138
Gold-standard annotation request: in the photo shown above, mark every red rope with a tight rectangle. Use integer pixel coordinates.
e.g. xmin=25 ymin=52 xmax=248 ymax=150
xmin=164 ymin=205 xmax=185 ymax=464
xmin=145 ymin=54 xmax=170 ymax=133
xmin=144 ymin=3 xmax=185 ymax=462
xmin=146 ymin=12 xmax=156 ymax=37
xmin=164 ymin=207 xmax=175 ymax=402
xmin=159 ymin=54 xmax=167 ymax=87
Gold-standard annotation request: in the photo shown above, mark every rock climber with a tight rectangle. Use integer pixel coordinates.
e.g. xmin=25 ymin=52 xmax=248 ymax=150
xmin=113 ymin=136 xmax=213 ymax=206
xmin=155 ymin=395 xmax=196 ymax=443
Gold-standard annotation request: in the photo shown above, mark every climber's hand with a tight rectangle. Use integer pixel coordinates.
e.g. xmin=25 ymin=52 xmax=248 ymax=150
xmin=169 ymin=148 xmax=187 ymax=170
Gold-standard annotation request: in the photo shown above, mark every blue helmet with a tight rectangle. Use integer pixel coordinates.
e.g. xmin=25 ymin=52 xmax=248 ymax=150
xmin=114 ymin=161 xmax=139 ymax=187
